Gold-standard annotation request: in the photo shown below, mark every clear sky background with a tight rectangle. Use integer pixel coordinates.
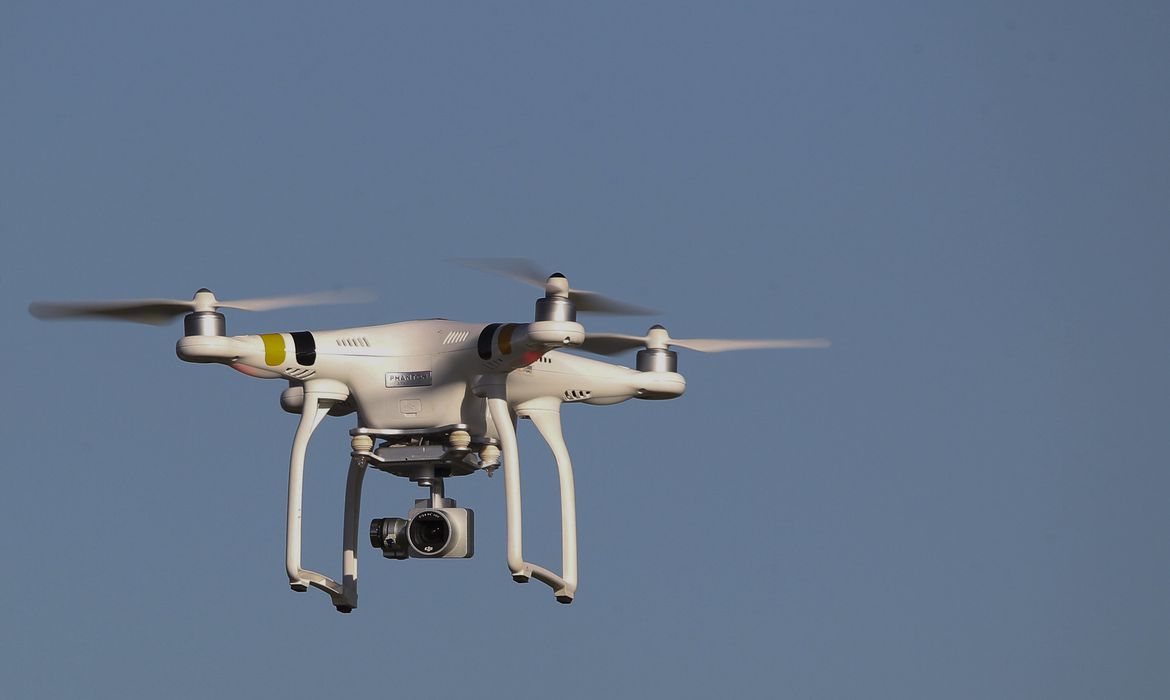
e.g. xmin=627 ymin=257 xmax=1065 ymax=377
xmin=2 ymin=2 xmax=1167 ymax=698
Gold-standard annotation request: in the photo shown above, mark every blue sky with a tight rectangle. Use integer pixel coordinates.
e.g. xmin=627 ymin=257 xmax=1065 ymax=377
xmin=2 ymin=2 xmax=1167 ymax=698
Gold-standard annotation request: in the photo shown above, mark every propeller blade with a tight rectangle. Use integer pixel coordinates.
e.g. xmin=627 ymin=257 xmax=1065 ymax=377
xmin=30 ymin=287 xmax=376 ymax=325
xmin=218 ymin=288 xmax=376 ymax=312
xmin=579 ymin=330 xmax=830 ymax=355
xmin=453 ymin=257 xmax=659 ymax=316
xmin=577 ymin=333 xmax=650 ymax=355
xmin=28 ymin=299 xmax=194 ymax=325
xmin=669 ymin=338 xmax=831 ymax=352
xmin=569 ymin=290 xmax=659 ymax=316
xmin=455 ymin=257 xmax=549 ymax=287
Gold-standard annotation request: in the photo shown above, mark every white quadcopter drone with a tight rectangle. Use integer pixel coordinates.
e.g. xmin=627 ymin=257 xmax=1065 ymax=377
xmin=30 ymin=259 xmax=827 ymax=613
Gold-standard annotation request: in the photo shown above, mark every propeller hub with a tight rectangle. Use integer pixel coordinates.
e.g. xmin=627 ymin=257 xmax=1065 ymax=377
xmin=645 ymin=325 xmax=671 ymax=350
xmin=544 ymin=274 xmax=570 ymax=298
xmin=536 ymin=273 xmax=575 ymax=321
xmin=192 ymin=289 xmax=219 ymax=313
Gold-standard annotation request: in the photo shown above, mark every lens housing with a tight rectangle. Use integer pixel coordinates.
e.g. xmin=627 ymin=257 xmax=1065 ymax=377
xmin=369 ymin=517 xmax=409 ymax=559
xmin=407 ymin=510 xmax=453 ymax=557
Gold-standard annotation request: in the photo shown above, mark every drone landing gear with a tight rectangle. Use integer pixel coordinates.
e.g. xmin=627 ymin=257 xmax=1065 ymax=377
xmin=284 ymin=379 xmax=367 ymax=613
xmin=485 ymin=392 xmax=578 ymax=604
xmin=285 ymin=379 xmax=580 ymax=611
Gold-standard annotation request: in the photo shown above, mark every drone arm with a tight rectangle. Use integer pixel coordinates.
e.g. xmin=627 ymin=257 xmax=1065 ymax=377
xmin=175 ymin=334 xmax=251 ymax=364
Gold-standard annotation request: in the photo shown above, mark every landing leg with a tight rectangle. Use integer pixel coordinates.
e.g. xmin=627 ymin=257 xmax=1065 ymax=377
xmin=525 ymin=408 xmax=578 ymax=603
xmin=286 ymin=393 xmax=332 ymax=592
xmin=486 ymin=392 xmax=577 ymax=603
xmin=283 ymin=379 xmax=354 ymax=610
xmin=337 ymin=447 xmax=369 ymax=613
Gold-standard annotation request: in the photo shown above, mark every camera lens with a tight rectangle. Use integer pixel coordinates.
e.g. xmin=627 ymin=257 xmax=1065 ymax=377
xmin=408 ymin=510 xmax=452 ymax=556
xmin=370 ymin=518 xmax=387 ymax=549
xmin=369 ymin=517 xmax=409 ymax=559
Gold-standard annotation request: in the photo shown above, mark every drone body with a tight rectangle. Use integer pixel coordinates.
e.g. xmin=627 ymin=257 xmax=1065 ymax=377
xmin=180 ymin=318 xmax=685 ymax=432
xmin=31 ymin=261 xmax=826 ymax=613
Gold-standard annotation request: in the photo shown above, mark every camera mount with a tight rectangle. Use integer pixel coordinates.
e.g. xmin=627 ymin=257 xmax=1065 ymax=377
xmin=370 ymin=467 xmax=474 ymax=560
xmin=350 ymin=425 xmax=500 ymax=479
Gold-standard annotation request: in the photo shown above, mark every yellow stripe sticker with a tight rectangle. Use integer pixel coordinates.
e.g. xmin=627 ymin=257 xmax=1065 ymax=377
xmin=261 ymin=333 xmax=285 ymax=366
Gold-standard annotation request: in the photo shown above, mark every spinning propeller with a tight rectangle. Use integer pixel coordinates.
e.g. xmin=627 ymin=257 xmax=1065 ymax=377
xmin=580 ymin=325 xmax=831 ymax=355
xmin=456 ymin=257 xmax=659 ymax=316
xmin=28 ymin=287 xmax=376 ymax=325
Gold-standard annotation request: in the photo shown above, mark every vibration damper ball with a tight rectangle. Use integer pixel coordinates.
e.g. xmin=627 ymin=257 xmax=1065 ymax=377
xmin=480 ymin=444 xmax=500 ymax=468
xmin=449 ymin=430 xmax=471 ymax=450
xmin=351 ymin=435 xmax=374 ymax=452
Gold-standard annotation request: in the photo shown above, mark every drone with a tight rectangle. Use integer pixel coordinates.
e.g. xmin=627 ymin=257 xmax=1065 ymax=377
xmin=30 ymin=259 xmax=827 ymax=613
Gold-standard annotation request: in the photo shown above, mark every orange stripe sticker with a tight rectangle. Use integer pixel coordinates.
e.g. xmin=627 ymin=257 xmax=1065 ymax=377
xmin=497 ymin=323 xmax=519 ymax=355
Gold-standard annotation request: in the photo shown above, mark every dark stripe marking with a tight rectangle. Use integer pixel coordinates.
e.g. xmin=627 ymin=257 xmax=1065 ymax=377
xmin=478 ymin=323 xmax=502 ymax=360
xmin=291 ymin=331 xmax=316 ymax=366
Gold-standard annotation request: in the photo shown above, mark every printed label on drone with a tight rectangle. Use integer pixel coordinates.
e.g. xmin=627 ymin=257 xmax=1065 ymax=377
xmin=385 ymin=371 xmax=433 ymax=388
